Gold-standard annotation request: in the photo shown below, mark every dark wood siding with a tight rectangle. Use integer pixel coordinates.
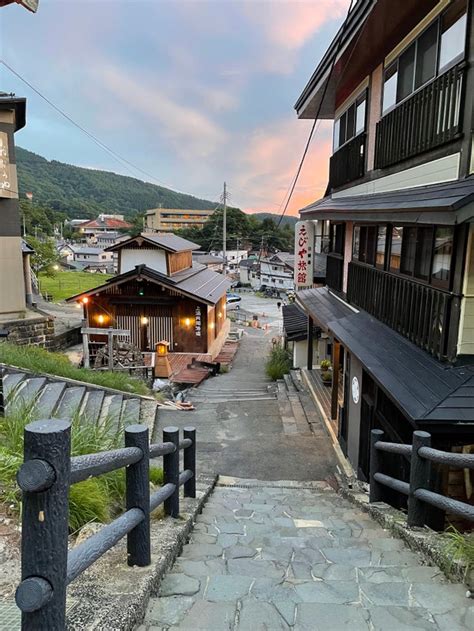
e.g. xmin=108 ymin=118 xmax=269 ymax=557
xmin=168 ymin=251 xmax=193 ymax=274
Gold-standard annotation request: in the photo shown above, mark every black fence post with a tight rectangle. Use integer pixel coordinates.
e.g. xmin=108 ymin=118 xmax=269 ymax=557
xmin=163 ymin=426 xmax=179 ymax=517
xmin=15 ymin=419 xmax=71 ymax=631
xmin=183 ymin=427 xmax=196 ymax=498
xmin=369 ymin=429 xmax=384 ymax=503
xmin=407 ymin=430 xmax=431 ymax=528
xmin=125 ymin=424 xmax=150 ymax=567
xmin=0 ymin=367 xmax=5 ymax=416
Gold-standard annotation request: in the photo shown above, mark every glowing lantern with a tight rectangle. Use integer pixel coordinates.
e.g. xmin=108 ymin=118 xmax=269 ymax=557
xmin=154 ymin=340 xmax=171 ymax=378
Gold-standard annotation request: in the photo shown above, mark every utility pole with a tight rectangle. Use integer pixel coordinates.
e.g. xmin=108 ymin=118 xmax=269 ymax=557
xmin=222 ymin=181 xmax=227 ymax=271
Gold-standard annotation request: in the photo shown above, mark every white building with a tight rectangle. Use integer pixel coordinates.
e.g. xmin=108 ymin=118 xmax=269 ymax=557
xmin=214 ymin=249 xmax=248 ymax=271
xmin=260 ymin=252 xmax=294 ymax=290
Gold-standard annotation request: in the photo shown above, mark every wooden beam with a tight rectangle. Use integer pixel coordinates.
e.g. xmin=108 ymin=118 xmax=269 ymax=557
xmin=331 ymin=340 xmax=341 ymax=420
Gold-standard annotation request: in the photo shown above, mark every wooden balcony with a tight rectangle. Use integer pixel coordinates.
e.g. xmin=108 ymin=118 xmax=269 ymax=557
xmin=375 ymin=63 xmax=465 ymax=170
xmin=326 ymin=253 xmax=344 ymax=293
xmin=347 ymin=262 xmax=453 ymax=360
xmin=329 ymin=132 xmax=366 ymax=190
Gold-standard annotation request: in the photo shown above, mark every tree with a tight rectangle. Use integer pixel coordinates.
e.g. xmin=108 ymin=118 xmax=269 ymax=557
xmin=26 ymin=237 xmax=60 ymax=275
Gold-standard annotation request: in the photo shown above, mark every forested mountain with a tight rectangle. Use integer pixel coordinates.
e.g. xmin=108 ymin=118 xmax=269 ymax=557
xmin=16 ymin=147 xmax=218 ymax=220
xmin=251 ymin=213 xmax=298 ymax=228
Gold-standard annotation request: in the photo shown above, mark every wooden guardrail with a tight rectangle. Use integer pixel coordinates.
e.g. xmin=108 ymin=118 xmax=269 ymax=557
xmin=14 ymin=420 xmax=196 ymax=630
xmin=370 ymin=429 xmax=474 ymax=526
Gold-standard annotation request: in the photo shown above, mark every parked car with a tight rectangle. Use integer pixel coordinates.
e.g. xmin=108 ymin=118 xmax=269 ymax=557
xmin=226 ymin=293 xmax=242 ymax=304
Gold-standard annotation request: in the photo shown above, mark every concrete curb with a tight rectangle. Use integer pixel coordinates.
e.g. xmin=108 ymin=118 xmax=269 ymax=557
xmin=66 ymin=475 xmax=217 ymax=631
xmin=337 ymin=477 xmax=474 ymax=590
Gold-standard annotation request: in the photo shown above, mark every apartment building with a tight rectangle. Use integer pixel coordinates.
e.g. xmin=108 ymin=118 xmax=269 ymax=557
xmin=145 ymin=208 xmax=215 ymax=232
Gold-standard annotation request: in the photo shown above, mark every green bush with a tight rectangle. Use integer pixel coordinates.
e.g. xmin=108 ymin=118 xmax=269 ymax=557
xmin=0 ymin=342 xmax=149 ymax=396
xmin=0 ymin=397 xmax=163 ymax=531
xmin=320 ymin=359 xmax=332 ymax=371
xmin=265 ymin=344 xmax=292 ymax=381
xmin=321 ymin=370 xmax=332 ymax=383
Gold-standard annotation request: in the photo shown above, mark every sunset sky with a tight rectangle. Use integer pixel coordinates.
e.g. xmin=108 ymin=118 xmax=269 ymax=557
xmin=0 ymin=1 xmax=348 ymax=215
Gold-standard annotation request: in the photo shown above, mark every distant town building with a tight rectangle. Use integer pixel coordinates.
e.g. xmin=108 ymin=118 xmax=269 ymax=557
xmin=58 ymin=244 xmax=114 ymax=273
xmin=145 ymin=208 xmax=215 ymax=232
xmin=214 ymin=249 xmax=248 ymax=271
xmin=260 ymin=252 xmax=294 ymax=290
xmin=239 ymin=258 xmax=260 ymax=288
xmin=75 ymin=214 xmax=132 ymax=236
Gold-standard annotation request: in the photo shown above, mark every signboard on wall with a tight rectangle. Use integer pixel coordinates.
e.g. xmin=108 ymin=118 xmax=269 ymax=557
xmin=195 ymin=306 xmax=202 ymax=337
xmin=294 ymin=221 xmax=315 ymax=289
xmin=0 ymin=132 xmax=13 ymax=198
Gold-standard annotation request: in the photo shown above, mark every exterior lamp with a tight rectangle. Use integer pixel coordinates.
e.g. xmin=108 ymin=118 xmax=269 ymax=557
xmin=210 ymin=321 xmax=215 ymax=329
xmin=96 ymin=314 xmax=106 ymax=325
xmin=53 ymin=264 xmax=59 ymax=271
xmin=81 ymin=296 xmax=89 ymax=305
xmin=217 ymin=311 xmax=222 ymax=319
xmin=141 ymin=316 xmax=149 ymax=325
xmin=154 ymin=340 xmax=171 ymax=378
xmin=184 ymin=317 xmax=191 ymax=327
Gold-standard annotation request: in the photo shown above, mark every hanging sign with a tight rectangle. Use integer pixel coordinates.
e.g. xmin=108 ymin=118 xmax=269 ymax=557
xmin=294 ymin=221 xmax=314 ymax=288
xmin=0 ymin=132 xmax=13 ymax=199
xmin=195 ymin=306 xmax=202 ymax=337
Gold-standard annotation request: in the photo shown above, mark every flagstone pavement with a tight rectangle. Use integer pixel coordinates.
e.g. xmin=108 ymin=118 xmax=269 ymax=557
xmin=141 ymin=479 xmax=474 ymax=630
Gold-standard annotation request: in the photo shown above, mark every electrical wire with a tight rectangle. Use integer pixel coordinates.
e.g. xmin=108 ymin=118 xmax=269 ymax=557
xmin=275 ymin=0 xmax=356 ymax=228
xmin=0 ymin=59 xmax=220 ymax=203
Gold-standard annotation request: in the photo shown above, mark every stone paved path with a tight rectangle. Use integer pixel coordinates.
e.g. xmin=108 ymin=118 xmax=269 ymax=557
xmin=143 ymin=479 xmax=473 ymax=630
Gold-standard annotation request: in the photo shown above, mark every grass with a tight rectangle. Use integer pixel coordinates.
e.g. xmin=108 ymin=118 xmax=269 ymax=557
xmin=443 ymin=526 xmax=474 ymax=573
xmin=39 ymin=271 xmax=112 ymax=302
xmin=0 ymin=342 xmax=150 ymax=396
xmin=265 ymin=344 xmax=292 ymax=381
xmin=0 ymin=398 xmax=164 ymax=532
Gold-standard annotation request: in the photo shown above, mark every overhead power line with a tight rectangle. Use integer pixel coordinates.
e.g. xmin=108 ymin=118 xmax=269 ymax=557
xmin=0 ymin=59 xmax=219 ymax=203
xmin=275 ymin=0 xmax=356 ymax=228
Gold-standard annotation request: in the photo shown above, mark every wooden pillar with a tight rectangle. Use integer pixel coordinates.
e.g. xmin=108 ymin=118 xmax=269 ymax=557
xmin=307 ymin=316 xmax=314 ymax=370
xmin=331 ymin=340 xmax=341 ymax=420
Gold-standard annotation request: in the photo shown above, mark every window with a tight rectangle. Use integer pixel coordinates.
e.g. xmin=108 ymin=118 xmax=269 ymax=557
xmin=400 ymin=227 xmax=416 ymax=275
xmin=353 ymin=225 xmax=377 ymax=266
xmin=415 ymin=22 xmax=438 ymax=89
xmin=414 ymin=227 xmax=434 ymax=280
xmin=439 ymin=4 xmax=467 ymax=71
xmin=382 ymin=3 xmax=467 ymax=112
xmin=432 ymin=227 xmax=453 ymax=286
xmin=330 ymin=223 xmax=345 ymax=255
xmin=383 ymin=64 xmax=398 ymax=113
xmin=333 ymin=91 xmax=367 ymax=150
xmin=376 ymin=226 xmax=386 ymax=269
xmin=390 ymin=227 xmax=403 ymax=272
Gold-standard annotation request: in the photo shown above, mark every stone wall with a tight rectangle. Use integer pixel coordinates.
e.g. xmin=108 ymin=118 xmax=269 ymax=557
xmin=2 ymin=315 xmax=55 ymax=348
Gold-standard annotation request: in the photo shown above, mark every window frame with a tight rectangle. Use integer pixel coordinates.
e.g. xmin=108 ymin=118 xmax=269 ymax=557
xmin=333 ymin=89 xmax=368 ymax=152
xmin=381 ymin=2 xmax=467 ymax=116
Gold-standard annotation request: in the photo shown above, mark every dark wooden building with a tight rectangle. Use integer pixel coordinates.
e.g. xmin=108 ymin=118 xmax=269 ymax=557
xmin=67 ymin=233 xmax=230 ymax=357
xmin=294 ymin=0 xmax=474 ymax=521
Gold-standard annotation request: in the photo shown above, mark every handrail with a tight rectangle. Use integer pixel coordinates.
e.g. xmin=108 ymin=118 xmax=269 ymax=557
xmin=14 ymin=421 xmax=197 ymax=630
xmin=370 ymin=429 xmax=474 ymax=528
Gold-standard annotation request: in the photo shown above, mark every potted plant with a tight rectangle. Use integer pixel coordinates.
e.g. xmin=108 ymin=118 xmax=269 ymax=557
xmin=321 ymin=370 xmax=332 ymax=387
xmin=320 ymin=359 xmax=332 ymax=371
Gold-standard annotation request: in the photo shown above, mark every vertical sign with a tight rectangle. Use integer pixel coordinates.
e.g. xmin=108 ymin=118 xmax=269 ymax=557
xmin=195 ymin=306 xmax=202 ymax=337
xmin=0 ymin=132 xmax=12 ymax=198
xmin=294 ymin=221 xmax=314 ymax=289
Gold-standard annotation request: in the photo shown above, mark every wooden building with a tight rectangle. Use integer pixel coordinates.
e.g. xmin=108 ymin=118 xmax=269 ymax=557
xmin=294 ymin=0 xmax=474 ymax=523
xmin=67 ymin=233 xmax=230 ymax=357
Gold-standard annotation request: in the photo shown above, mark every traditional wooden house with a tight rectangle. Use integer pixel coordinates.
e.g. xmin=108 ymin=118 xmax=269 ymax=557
xmin=67 ymin=233 xmax=230 ymax=357
xmin=294 ymin=0 xmax=474 ymax=522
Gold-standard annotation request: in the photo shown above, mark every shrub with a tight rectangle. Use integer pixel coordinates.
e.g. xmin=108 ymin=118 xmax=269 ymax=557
xmin=320 ymin=359 xmax=332 ymax=371
xmin=443 ymin=526 xmax=474 ymax=572
xmin=265 ymin=344 xmax=292 ymax=381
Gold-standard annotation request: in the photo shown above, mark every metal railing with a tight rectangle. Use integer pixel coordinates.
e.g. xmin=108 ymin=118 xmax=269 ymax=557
xmin=14 ymin=419 xmax=196 ymax=630
xmin=347 ymin=262 xmax=453 ymax=360
xmin=329 ymin=132 xmax=366 ymax=190
xmin=370 ymin=429 xmax=474 ymax=527
xmin=374 ymin=63 xmax=465 ymax=169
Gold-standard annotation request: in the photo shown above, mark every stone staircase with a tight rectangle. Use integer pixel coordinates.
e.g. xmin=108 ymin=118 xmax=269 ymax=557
xmin=142 ymin=478 xmax=473 ymax=630
xmin=1 ymin=367 xmax=158 ymax=432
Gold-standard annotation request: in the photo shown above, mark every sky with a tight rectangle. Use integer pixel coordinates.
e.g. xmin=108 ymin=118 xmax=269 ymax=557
xmin=0 ymin=0 xmax=347 ymax=215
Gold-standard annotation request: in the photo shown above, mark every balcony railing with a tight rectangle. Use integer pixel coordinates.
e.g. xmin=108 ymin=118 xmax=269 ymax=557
xmin=375 ymin=63 xmax=465 ymax=170
xmin=347 ymin=262 xmax=453 ymax=359
xmin=326 ymin=253 xmax=344 ymax=293
xmin=329 ymin=132 xmax=366 ymax=189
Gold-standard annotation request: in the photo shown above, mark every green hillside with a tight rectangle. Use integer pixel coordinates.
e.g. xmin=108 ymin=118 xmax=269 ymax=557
xmin=252 ymin=212 xmax=298 ymax=228
xmin=16 ymin=147 xmax=218 ymax=220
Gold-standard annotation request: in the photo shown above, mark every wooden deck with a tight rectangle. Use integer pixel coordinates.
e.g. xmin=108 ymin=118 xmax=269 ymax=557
xmin=214 ymin=340 xmax=239 ymax=366
xmin=169 ymin=353 xmax=212 ymax=385
xmin=305 ymin=368 xmax=343 ymax=436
